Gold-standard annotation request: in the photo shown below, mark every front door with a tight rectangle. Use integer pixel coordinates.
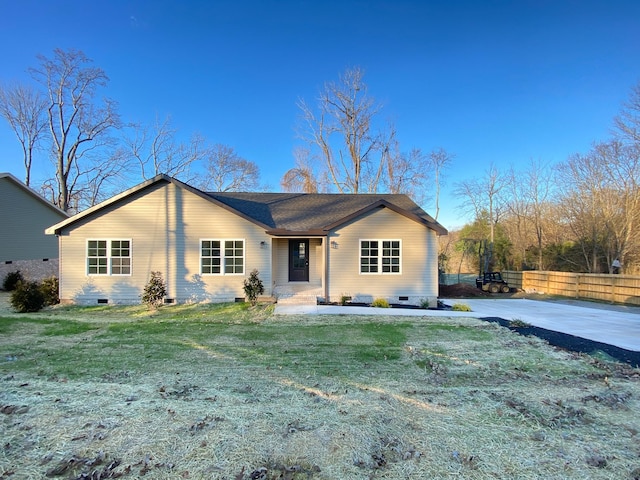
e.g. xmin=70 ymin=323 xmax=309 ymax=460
xmin=289 ymin=239 xmax=309 ymax=282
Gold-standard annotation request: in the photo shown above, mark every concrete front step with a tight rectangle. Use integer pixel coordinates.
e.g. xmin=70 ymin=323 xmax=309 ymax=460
xmin=277 ymin=294 xmax=319 ymax=305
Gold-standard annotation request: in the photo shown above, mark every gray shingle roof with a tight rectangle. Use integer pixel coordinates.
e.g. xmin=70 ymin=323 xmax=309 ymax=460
xmin=207 ymin=192 xmax=447 ymax=235
xmin=46 ymin=175 xmax=447 ymax=236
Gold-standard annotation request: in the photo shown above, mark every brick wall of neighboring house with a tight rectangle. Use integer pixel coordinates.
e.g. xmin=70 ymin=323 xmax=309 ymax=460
xmin=0 ymin=259 xmax=59 ymax=286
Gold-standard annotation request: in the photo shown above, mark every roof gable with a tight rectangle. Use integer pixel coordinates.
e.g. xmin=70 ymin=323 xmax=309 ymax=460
xmin=46 ymin=174 xmax=448 ymax=236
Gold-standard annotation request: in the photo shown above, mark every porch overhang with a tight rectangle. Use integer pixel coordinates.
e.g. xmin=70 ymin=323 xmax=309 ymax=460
xmin=264 ymin=229 xmax=328 ymax=237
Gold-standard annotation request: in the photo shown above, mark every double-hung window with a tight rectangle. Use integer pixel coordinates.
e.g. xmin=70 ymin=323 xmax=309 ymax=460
xmin=360 ymin=239 xmax=401 ymax=274
xmin=87 ymin=240 xmax=131 ymax=275
xmin=201 ymin=239 xmax=244 ymax=275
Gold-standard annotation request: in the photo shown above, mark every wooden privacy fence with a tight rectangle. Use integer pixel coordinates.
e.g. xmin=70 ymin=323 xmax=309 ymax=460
xmin=502 ymin=271 xmax=640 ymax=306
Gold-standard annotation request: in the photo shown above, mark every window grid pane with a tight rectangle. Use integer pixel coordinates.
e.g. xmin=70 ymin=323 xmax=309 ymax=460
xmin=360 ymin=240 xmax=379 ymax=273
xmin=88 ymin=257 xmax=108 ymax=275
xmin=202 ymin=240 xmax=243 ymax=275
xmin=382 ymin=240 xmax=400 ymax=273
xmin=88 ymin=240 xmax=108 ymax=275
xmin=88 ymin=240 xmax=131 ymax=275
xmin=361 ymin=240 xmax=400 ymax=274
xmin=111 ymin=257 xmax=131 ymax=275
xmin=110 ymin=240 xmax=131 ymax=275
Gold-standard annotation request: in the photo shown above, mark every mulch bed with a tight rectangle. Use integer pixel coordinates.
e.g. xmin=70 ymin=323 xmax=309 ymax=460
xmin=321 ymin=284 xmax=640 ymax=367
xmin=438 ymin=284 xmax=640 ymax=367
xmin=480 ymin=316 xmax=640 ymax=368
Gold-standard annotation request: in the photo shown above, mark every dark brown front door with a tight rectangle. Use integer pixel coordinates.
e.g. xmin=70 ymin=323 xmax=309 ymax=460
xmin=289 ymin=239 xmax=309 ymax=282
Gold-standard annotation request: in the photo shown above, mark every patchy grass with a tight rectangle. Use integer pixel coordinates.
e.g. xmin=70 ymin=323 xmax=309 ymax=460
xmin=0 ymin=302 xmax=639 ymax=479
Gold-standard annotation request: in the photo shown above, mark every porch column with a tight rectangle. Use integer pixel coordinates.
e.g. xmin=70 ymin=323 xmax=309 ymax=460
xmin=324 ymin=234 xmax=329 ymax=303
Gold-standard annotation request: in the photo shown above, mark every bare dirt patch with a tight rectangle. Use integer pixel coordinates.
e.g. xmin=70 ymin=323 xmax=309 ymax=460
xmin=439 ymin=283 xmax=491 ymax=298
xmin=1 ymin=303 xmax=640 ymax=479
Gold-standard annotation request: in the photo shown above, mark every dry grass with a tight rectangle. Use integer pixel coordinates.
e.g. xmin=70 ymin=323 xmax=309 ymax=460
xmin=1 ymin=298 xmax=639 ymax=479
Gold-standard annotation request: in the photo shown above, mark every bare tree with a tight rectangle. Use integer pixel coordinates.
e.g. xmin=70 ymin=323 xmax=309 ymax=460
xmin=297 ymin=67 xmax=393 ymax=193
xmin=29 ymin=48 xmax=120 ymax=211
xmin=428 ymin=147 xmax=454 ymax=221
xmin=384 ymin=142 xmax=429 ymax=204
xmin=503 ymin=159 xmax=555 ymax=269
xmin=503 ymin=165 xmax=531 ymax=268
xmin=455 ymin=163 xmax=506 ymax=242
xmin=281 ymin=147 xmax=319 ymax=193
xmin=124 ymin=115 xmax=204 ymax=182
xmin=525 ymin=160 xmax=556 ymax=269
xmin=0 ymin=83 xmax=47 ymax=186
xmin=593 ymin=140 xmax=640 ymax=271
xmin=615 ymin=80 xmax=640 ymax=144
xmin=555 ymin=140 xmax=640 ymax=272
xmin=454 ymin=163 xmax=507 ymax=271
xmin=198 ymin=144 xmax=261 ymax=192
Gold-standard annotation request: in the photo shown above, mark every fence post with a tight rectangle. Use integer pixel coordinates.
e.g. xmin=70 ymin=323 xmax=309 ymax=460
xmin=546 ymin=271 xmax=550 ymax=295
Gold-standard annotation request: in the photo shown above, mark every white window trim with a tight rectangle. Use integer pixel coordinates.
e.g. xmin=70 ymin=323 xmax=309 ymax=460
xmin=86 ymin=239 xmax=132 ymax=276
xmin=200 ymin=238 xmax=245 ymax=276
xmin=359 ymin=239 xmax=402 ymax=275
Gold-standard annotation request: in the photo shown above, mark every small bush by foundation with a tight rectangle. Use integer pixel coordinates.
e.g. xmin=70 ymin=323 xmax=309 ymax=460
xmin=243 ymin=269 xmax=264 ymax=306
xmin=3 ymin=270 xmax=24 ymax=291
xmin=371 ymin=298 xmax=390 ymax=308
xmin=10 ymin=281 xmax=46 ymax=312
xmin=40 ymin=276 xmax=60 ymax=306
xmin=141 ymin=271 xmax=167 ymax=309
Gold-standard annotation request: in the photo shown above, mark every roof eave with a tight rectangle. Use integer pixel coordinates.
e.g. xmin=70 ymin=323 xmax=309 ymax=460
xmin=265 ymin=229 xmax=328 ymax=237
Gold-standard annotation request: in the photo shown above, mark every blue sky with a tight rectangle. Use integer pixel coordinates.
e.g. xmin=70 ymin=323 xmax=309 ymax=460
xmin=1 ymin=0 xmax=639 ymax=229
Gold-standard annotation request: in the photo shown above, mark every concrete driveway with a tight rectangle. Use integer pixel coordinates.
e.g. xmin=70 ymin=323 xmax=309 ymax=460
xmin=275 ymin=298 xmax=640 ymax=352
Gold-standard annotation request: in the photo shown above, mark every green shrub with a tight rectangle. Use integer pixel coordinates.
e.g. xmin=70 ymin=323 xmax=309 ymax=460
xmin=243 ymin=269 xmax=264 ymax=306
xmin=340 ymin=295 xmax=351 ymax=306
xmin=452 ymin=303 xmax=472 ymax=312
xmin=141 ymin=271 xmax=167 ymax=309
xmin=40 ymin=276 xmax=60 ymax=306
xmin=509 ymin=318 xmax=531 ymax=328
xmin=371 ymin=298 xmax=390 ymax=308
xmin=10 ymin=280 xmax=46 ymax=313
xmin=3 ymin=270 xmax=24 ymax=291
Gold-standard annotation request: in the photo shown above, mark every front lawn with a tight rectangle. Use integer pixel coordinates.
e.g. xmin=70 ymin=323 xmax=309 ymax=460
xmin=1 ymin=303 xmax=639 ymax=479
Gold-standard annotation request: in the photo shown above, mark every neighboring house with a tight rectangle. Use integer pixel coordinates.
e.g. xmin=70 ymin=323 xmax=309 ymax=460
xmin=46 ymin=174 xmax=447 ymax=306
xmin=0 ymin=172 xmax=69 ymax=283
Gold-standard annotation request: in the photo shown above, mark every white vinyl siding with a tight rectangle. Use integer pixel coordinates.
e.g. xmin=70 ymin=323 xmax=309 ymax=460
xmin=57 ymin=182 xmax=272 ymax=304
xmin=201 ymin=239 xmax=244 ymax=275
xmin=87 ymin=239 xmax=131 ymax=275
xmin=360 ymin=239 xmax=401 ymax=274
xmin=327 ymin=207 xmax=438 ymax=302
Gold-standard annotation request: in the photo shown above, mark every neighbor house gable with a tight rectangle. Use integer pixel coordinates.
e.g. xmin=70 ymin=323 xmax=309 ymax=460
xmin=0 ymin=172 xmax=68 ymax=219
xmin=0 ymin=172 xmax=68 ymax=262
